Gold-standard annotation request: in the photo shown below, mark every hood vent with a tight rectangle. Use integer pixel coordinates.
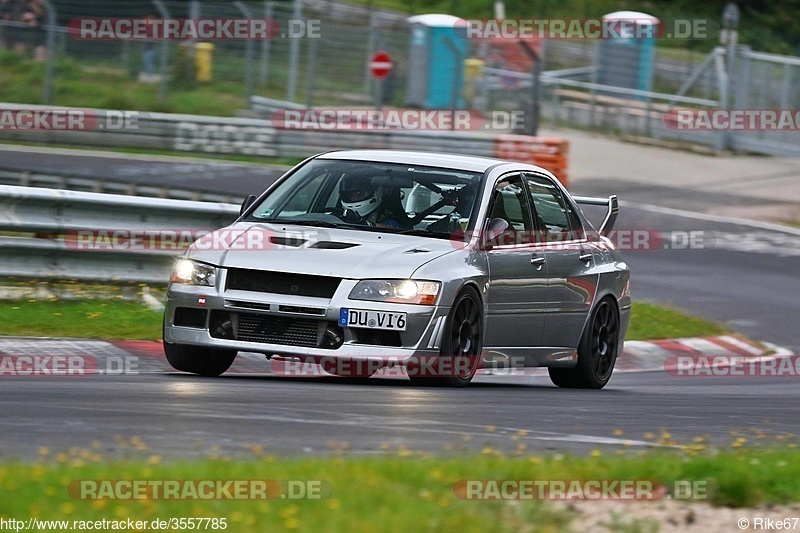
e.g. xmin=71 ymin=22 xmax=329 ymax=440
xmin=269 ymin=235 xmax=306 ymax=247
xmin=310 ymin=241 xmax=359 ymax=250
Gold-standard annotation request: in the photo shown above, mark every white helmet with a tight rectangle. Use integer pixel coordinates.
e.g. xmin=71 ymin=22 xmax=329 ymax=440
xmin=340 ymin=175 xmax=383 ymax=218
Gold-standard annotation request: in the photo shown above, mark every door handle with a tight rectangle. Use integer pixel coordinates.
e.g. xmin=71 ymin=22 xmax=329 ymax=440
xmin=530 ymin=255 xmax=545 ymax=266
xmin=578 ymin=249 xmax=593 ymax=262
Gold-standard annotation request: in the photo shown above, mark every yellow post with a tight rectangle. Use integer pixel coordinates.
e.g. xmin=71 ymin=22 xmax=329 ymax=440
xmin=464 ymin=58 xmax=484 ymax=106
xmin=195 ymin=42 xmax=214 ymax=82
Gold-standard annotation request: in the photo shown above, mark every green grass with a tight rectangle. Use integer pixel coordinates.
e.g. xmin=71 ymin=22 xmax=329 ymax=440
xmin=0 ymin=52 xmax=248 ymax=116
xmin=0 ymin=299 xmax=163 ymax=341
xmin=0 ymin=296 xmax=728 ymax=342
xmin=627 ymin=301 xmax=729 ymax=341
xmin=2 ymin=445 xmax=800 ymax=531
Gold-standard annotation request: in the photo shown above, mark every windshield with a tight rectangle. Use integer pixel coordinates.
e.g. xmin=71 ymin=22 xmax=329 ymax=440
xmin=246 ymin=159 xmax=483 ymax=238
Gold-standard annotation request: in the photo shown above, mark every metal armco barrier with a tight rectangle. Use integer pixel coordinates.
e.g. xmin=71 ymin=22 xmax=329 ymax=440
xmin=0 ymin=185 xmax=239 ymax=284
xmin=0 ymin=103 xmax=571 ymax=182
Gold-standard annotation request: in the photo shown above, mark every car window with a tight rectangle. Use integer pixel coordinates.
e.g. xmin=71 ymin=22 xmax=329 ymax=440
xmin=525 ymin=174 xmax=582 ymax=242
xmin=486 ymin=175 xmax=533 ymax=246
xmin=280 ymin=172 xmax=331 ymax=216
xmin=247 ymin=159 xmax=482 ymax=238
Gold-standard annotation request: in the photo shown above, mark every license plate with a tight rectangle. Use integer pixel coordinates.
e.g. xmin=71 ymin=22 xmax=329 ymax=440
xmin=338 ymin=308 xmax=407 ymax=331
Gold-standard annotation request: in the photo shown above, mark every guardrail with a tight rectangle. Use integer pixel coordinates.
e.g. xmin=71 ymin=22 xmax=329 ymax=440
xmin=0 ymin=169 xmax=235 ymax=204
xmin=0 ymin=185 xmax=239 ymax=284
xmin=0 ymin=103 xmax=580 ymax=176
xmin=0 ymin=103 xmax=498 ymax=160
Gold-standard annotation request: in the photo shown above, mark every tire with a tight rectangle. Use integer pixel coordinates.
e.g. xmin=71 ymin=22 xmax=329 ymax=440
xmin=163 ymin=342 xmax=237 ymax=377
xmin=409 ymin=286 xmax=483 ymax=387
xmin=548 ymin=297 xmax=619 ymax=389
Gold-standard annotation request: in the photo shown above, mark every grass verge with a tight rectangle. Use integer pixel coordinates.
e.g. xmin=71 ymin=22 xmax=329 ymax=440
xmin=626 ymin=301 xmax=729 ymax=341
xmin=0 ymin=297 xmax=728 ymax=343
xmin=2 ymin=445 xmax=800 ymax=531
xmin=0 ymin=300 xmax=164 ymax=341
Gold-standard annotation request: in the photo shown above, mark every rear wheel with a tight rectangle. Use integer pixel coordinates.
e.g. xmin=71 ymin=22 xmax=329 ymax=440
xmin=548 ymin=298 xmax=619 ymax=389
xmin=163 ymin=342 xmax=237 ymax=377
xmin=409 ymin=286 xmax=483 ymax=387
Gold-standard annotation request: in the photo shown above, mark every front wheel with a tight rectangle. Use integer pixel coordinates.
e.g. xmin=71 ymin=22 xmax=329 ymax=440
xmin=164 ymin=342 xmax=237 ymax=377
xmin=409 ymin=286 xmax=483 ymax=387
xmin=548 ymin=298 xmax=619 ymax=389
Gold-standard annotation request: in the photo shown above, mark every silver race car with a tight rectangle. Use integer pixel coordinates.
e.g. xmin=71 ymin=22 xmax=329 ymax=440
xmin=163 ymin=150 xmax=631 ymax=388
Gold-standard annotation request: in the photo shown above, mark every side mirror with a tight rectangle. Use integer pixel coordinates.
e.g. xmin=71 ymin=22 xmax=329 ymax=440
xmin=483 ymin=218 xmax=509 ymax=250
xmin=240 ymin=194 xmax=258 ymax=216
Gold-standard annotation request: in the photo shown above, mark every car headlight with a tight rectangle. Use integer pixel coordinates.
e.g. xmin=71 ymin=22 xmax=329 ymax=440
xmin=349 ymin=280 xmax=440 ymax=305
xmin=171 ymin=259 xmax=216 ymax=286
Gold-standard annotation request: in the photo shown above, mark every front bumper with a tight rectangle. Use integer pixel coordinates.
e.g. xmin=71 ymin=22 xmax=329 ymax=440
xmin=163 ymin=273 xmax=448 ymax=363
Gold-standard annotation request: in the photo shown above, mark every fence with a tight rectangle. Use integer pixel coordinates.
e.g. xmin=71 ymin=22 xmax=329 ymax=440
xmin=730 ymin=48 xmax=800 ymax=157
xmin=0 ymin=184 xmax=239 ymax=283
xmin=0 ymin=0 xmax=410 ymax=109
xmin=479 ymin=42 xmax=800 ymax=157
xmin=2 ymin=0 xmax=798 ymax=157
xmin=0 ymin=0 xmax=729 ymax=112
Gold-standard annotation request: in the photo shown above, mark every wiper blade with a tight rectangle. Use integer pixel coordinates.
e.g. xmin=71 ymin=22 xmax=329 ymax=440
xmin=267 ymin=219 xmax=399 ymax=233
xmin=397 ymin=229 xmax=454 ymax=239
xmin=266 ymin=219 xmax=339 ymax=228
xmin=335 ymin=223 xmax=403 ymax=233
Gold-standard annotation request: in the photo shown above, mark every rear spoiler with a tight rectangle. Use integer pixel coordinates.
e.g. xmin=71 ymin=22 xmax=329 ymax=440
xmin=572 ymin=195 xmax=619 ymax=237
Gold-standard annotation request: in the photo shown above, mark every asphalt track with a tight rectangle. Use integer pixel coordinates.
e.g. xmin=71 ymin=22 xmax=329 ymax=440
xmin=0 ymin=149 xmax=798 ymax=460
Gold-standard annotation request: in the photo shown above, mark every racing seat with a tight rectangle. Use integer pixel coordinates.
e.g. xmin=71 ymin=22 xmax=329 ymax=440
xmin=488 ymin=192 xmax=517 ymax=245
xmin=382 ymin=187 xmax=413 ymax=229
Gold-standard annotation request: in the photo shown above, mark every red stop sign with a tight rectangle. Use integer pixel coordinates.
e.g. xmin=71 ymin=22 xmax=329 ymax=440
xmin=369 ymin=51 xmax=393 ymax=79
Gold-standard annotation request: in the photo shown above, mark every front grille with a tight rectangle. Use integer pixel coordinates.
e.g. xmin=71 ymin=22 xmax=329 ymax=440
xmin=209 ymin=311 xmax=343 ymax=349
xmin=278 ymin=305 xmax=325 ymax=316
xmin=226 ymin=268 xmax=341 ymax=298
xmin=225 ymin=300 xmax=271 ymax=312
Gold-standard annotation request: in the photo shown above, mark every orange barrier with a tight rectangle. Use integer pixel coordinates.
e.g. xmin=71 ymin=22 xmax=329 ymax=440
xmin=494 ymin=134 xmax=569 ymax=188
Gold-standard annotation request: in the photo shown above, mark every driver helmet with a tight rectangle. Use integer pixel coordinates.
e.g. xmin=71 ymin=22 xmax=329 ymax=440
xmin=340 ymin=175 xmax=383 ymax=217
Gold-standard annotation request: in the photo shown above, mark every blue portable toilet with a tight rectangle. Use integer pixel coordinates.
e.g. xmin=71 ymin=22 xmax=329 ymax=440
xmin=405 ymin=14 xmax=467 ymax=109
xmin=595 ymin=11 xmax=659 ymax=97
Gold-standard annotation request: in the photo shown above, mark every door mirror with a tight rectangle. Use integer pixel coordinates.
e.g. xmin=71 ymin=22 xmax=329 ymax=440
xmin=483 ymin=218 xmax=509 ymax=250
xmin=240 ymin=194 xmax=258 ymax=216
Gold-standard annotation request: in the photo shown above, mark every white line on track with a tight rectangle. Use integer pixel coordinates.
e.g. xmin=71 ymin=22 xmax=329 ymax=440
xmin=622 ymin=201 xmax=800 ymax=236
xmin=6 ymin=399 xmax=661 ymax=449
